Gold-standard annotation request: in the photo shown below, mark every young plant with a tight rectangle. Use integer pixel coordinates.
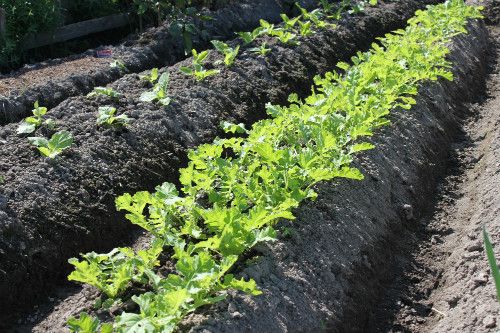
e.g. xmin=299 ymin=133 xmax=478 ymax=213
xmin=140 ymin=67 xmax=160 ymax=84
xmin=211 ymin=40 xmax=240 ymax=67
xmin=140 ymin=72 xmax=172 ymax=106
xmin=110 ymin=59 xmax=127 ymax=72
xmin=180 ymin=49 xmax=220 ymax=81
xmin=298 ymin=20 xmax=313 ymax=36
xmin=28 ymin=130 xmax=73 ymax=159
xmin=86 ymin=87 xmax=122 ymax=100
xmin=271 ymin=30 xmax=298 ymax=45
xmin=236 ymin=26 xmax=265 ymax=45
xmin=96 ymin=107 xmax=131 ymax=128
xmin=280 ymin=13 xmax=301 ymax=30
xmin=17 ymin=101 xmax=55 ymax=134
xmin=68 ymin=312 xmax=112 ymax=333
xmin=483 ymin=228 xmax=500 ymax=303
xmin=249 ymin=42 xmax=272 ymax=56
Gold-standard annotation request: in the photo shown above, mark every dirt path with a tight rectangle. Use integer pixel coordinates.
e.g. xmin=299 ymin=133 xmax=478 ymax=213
xmin=378 ymin=23 xmax=500 ymax=333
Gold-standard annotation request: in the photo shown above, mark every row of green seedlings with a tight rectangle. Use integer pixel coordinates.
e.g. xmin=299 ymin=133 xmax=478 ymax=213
xmin=180 ymin=0 xmax=378 ymax=81
xmin=14 ymin=0 xmax=365 ymax=158
xmin=16 ymin=96 xmax=132 ymax=158
xmin=83 ymin=0 xmax=379 ymax=116
xmin=65 ymin=1 xmax=483 ymax=332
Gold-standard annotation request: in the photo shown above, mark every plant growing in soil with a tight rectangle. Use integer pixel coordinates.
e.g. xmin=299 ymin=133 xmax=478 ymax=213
xmin=211 ymin=40 xmax=240 ymax=67
xmin=110 ymin=59 xmax=127 ymax=72
xmin=140 ymin=72 xmax=172 ymax=106
xmin=483 ymin=228 xmax=500 ymax=303
xmin=28 ymin=130 xmax=73 ymax=158
xmin=68 ymin=312 xmax=112 ymax=333
xmin=140 ymin=68 xmax=160 ymax=84
xmin=236 ymin=26 xmax=265 ymax=45
xmin=17 ymin=101 xmax=55 ymax=135
xmin=96 ymin=107 xmax=131 ymax=127
xmin=86 ymin=87 xmax=122 ymax=100
xmin=280 ymin=13 xmax=301 ymax=30
xmin=180 ymin=49 xmax=220 ymax=81
xmin=66 ymin=1 xmax=482 ymax=331
xmin=249 ymin=42 xmax=272 ymax=56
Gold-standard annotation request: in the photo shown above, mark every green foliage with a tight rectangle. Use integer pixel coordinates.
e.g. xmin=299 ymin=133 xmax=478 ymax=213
xmin=180 ymin=49 xmax=220 ymax=81
xmin=249 ymin=42 xmax=272 ymax=57
xmin=211 ymin=40 xmax=240 ymax=67
xmin=140 ymin=68 xmax=160 ymax=84
xmin=483 ymin=228 xmax=500 ymax=303
xmin=67 ymin=1 xmax=482 ymax=332
xmin=96 ymin=107 xmax=131 ymax=127
xmin=68 ymin=312 xmax=113 ymax=333
xmin=28 ymin=130 xmax=73 ymax=158
xmin=236 ymin=27 xmax=265 ymax=45
xmin=140 ymin=72 xmax=172 ymax=106
xmin=87 ymin=87 xmax=123 ymax=100
xmin=0 ymin=0 xmax=60 ymax=68
xmin=17 ymin=101 xmax=55 ymax=135
xmin=110 ymin=59 xmax=128 ymax=72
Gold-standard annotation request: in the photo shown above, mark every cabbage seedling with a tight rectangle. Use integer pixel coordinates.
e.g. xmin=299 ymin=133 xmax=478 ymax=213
xmin=211 ymin=40 xmax=240 ymax=67
xmin=28 ymin=130 xmax=73 ymax=158
xmin=249 ymin=42 xmax=271 ymax=56
xmin=140 ymin=67 xmax=160 ymax=84
xmin=180 ymin=49 xmax=220 ymax=81
xmin=17 ymin=101 xmax=55 ymax=135
xmin=87 ymin=87 xmax=122 ymax=100
xmin=140 ymin=72 xmax=171 ymax=106
xmin=236 ymin=26 xmax=265 ymax=45
xmin=96 ymin=107 xmax=131 ymax=127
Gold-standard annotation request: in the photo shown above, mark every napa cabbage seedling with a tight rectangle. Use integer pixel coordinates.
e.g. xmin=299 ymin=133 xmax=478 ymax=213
xmin=28 ymin=130 xmax=73 ymax=158
xmin=140 ymin=67 xmax=160 ymax=84
xmin=96 ymin=107 xmax=131 ymax=127
xmin=17 ymin=101 xmax=55 ymax=134
xmin=211 ymin=40 xmax=240 ymax=67
xmin=87 ymin=87 xmax=122 ymax=100
xmin=140 ymin=72 xmax=172 ymax=106
xmin=236 ymin=26 xmax=265 ymax=45
xmin=249 ymin=42 xmax=271 ymax=56
xmin=271 ymin=30 xmax=298 ymax=45
xmin=110 ymin=59 xmax=127 ymax=72
xmin=280 ymin=13 xmax=301 ymax=30
xmin=180 ymin=49 xmax=220 ymax=81
xmin=68 ymin=312 xmax=112 ymax=333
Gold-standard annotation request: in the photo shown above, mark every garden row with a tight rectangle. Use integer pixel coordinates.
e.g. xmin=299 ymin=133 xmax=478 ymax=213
xmin=0 ymin=0 xmax=438 ymax=320
xmin=0 ymin=0 xmax=320 ymax=125
xmin=62 ymin=1 xmax=485 ymax=332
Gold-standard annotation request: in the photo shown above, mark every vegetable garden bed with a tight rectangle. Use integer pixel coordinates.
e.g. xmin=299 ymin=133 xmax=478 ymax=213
xmin=3 ymin=1 xmax=498 ymax=332
xmin=0 ymin=0 xmax=318 ymax=125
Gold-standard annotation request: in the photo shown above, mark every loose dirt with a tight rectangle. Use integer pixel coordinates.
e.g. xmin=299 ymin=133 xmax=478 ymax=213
xmin=375 ymin=20 xmax=500 ymax=333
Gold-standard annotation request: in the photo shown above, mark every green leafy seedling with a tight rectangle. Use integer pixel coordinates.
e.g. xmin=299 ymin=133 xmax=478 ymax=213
xmin=110 ymin=59 xmax=127 ymax=72
xmin=280 ymin=13 xmax=301 ymax=30
xmin=68 ymin=312 xmax=113 ymax=333
xmin=271 ymin=30 xmax=298 ymax=45
xmin=87 ymin=87 xmax=122 ymax=100
xmin=483 ymin=228 xmax=500 ymax=303
xmin=180 ymin=49 xmax=220 ymax=81
xmin=211 ymin=40 xmax=240 ymax=67
xmin=140 ymin=67 xmax=160 ymax=84
xmin=17 ymin=101 xmax=55 ymax=134
xmin=236 ymin=26 xmax=265 ymax=45
xmin=249 ymin=42 xmax=272 ymax=56
xmin=140 ymin=72 xmax=172 ymax=106
xmin=28 ymin=130 xmax=73 ymax=158
xmin=96 ymin=107 xmax=131 ymax=127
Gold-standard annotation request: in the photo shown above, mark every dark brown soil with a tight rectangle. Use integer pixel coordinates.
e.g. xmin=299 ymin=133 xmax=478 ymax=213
xmin=5 ymin=12 xmax=490 ymax=333
xmin=374 ymin=16 xmax=500 ymax=333
xmin=0 ymin=0 xmax=437 ymax=324
xmin=0 ymin=0 xmax=318 ymax=125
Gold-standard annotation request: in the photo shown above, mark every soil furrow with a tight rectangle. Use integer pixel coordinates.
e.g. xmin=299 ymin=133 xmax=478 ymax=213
xmin=0 ymin=0 xmax=436 ymax=320
xmin=375 ymin=11 xmax=500 ymax=333
xmin=177 ymin=20 xmax=489 ymax=333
